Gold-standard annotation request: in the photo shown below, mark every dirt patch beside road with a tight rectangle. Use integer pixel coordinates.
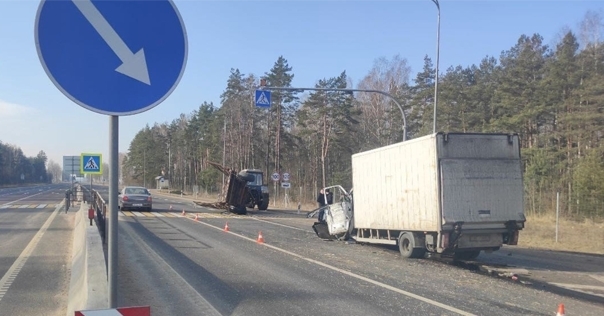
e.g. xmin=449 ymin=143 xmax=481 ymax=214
xmin=518 ymin=214 xmax=604 ymax=255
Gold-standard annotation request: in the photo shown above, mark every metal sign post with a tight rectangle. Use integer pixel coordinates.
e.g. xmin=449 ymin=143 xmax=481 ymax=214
xmin=81 ymin=153 xmax=102 ymax=196
xmin=35 ymin=0 xmax=188 ymax=307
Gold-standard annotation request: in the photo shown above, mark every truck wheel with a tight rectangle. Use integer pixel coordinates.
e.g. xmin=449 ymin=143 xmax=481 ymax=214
xmin=233 ymin=205 xmax=247 ymax=215
xmin=258 ymin=199 xmax=269 ymax=211
xmin=398 ymin=232 xmax=426 ymax=259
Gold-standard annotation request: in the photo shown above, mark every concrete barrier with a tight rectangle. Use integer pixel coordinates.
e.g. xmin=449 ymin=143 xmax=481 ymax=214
xmin=66 ymin=202 xmax=108 ymax=316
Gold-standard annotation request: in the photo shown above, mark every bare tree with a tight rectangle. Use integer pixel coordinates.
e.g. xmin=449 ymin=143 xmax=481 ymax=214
xmin=46 ymin=160 xmax=62 ymax=183
xmin=356 ymin=55 xmax=411 ymax=147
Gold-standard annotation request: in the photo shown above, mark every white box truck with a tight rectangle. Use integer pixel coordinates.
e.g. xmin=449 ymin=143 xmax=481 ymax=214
xmin=311 ymin=132 xmax=526 ymax=260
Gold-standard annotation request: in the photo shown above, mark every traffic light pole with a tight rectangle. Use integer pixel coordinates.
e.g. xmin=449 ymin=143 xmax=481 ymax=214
xmin=258 ymin=84 xmax=407 ymax=141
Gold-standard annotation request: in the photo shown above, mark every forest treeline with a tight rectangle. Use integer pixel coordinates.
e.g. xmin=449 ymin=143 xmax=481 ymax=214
xmin=0 ymin=142 xmax=51 ymax=185
xmin=1 ymin=11 xmax=604 ymax=218
xmin=120 ymin=11 xmax=604 ymax=219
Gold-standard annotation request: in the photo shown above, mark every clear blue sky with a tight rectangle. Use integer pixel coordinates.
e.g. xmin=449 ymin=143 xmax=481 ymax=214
xmin=1 ymin=0 xmax=602 ymax=166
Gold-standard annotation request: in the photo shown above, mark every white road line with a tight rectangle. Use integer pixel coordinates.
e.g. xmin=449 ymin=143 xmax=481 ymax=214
xmin=124 ymin=219 xmax=221 ymax=316
xmin=0 ymin=205 xmax=11 ymax=209
xmin=131 ymin=211 xmax=146 ymax=217
xmin=19 ymin=205 xmax=30 ymax=208
xmin=550 ymin=282 xmax=604 ymax=298
xmin=0 ymin=203 xmax=62 ymax=303
xmin=151 ymin=212 xmax=165 ymax=217
xmin=4 ymin=189 xmax=52 ymax=205
xmin=250 ymin=217 xmax=310 ymax=232
xmin=590 ymin=274 xmax=604 ymax=283
xmin=36 ymin=204 xmax=47 ymax=209
xmin=185 ymin=217 xmax=476 ymax=316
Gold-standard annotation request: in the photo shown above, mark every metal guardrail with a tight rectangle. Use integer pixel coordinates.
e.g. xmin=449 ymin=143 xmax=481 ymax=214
xmin=82 ymin=187 xmax=108 ymax=245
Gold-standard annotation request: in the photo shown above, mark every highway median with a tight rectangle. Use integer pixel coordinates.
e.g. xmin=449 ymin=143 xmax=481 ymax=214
xmin=66 ymin=201 xmax=108 ymax=316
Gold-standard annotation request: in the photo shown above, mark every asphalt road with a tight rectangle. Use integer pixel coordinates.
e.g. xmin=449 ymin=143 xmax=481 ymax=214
xmin=2 ymin=184 xmax=600 ymax=315
xmin=94 ymin=190 xmax=604 ymax=316
xmin=0 ymin=183 xmax=73 ymax=316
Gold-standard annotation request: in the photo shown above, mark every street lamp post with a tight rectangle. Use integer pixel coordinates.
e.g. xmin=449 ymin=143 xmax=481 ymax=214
xmin=259 ymin=86 xmax=407 ymax=141
xmin=168 ymin=141 xmax=171 ymax=191
xmin=222 ymin=119 xmax=226 ymax=194
xmin=143 ymin=149 xmax=146 ymax=188
xmin=431 ymin=0 xmax=441 ymax=134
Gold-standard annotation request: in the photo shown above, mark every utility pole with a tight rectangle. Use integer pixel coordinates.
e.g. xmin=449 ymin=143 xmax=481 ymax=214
xmin=143 ymin=149 xmax=146 ymax=188
xmin=431 ymin=0 xmax=441 ymax=133
xmin=168 ymin=141 xmax=171 ymax=192
xmin=71 ymin=156 xmax=75 ymax=195
xmin=222 ymin=119 xmax=226 ymax=194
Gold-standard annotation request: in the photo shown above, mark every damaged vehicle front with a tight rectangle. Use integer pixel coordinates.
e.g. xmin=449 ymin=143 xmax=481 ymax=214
xmin=307 ymin=185 xmax=354 ymax=241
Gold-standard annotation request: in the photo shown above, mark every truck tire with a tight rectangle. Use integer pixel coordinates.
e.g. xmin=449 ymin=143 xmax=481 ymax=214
xmin=398 ymin=232 xmax=426 ymax=259
xmin=258 ymin=198 xmax=269 ymax=211
xmin=232 ymin=205 xmax=247 ymax=215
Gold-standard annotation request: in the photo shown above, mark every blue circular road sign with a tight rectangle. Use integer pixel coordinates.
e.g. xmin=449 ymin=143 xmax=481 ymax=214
xmin=35 ymin=0 xmax=188 ymax=116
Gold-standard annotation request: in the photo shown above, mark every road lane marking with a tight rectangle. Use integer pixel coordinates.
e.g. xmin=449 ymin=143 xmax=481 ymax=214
xmin=122 ymin=219 xmax=222 ymax=316
xmin=3 ymin=188 xmax=54 ymax=205
xmin=249 ymin=217 xmax=310 ymax=232
xmin=185 ymin=217 xmax=476 ymax=316
xmin=549 ymin=282 xmax=604 ymax=298
xmin=132 ymin=211 xmax=145 ymax=217
xmin=0 ymin=204 xmax=57 ymax=209
xmin=591 ymin=274 xmax=604 ymax=283
xmin=151 ymin=212 xmax=165 ymax=217
xmin=0 ymin=203 xmax=62 ymax=304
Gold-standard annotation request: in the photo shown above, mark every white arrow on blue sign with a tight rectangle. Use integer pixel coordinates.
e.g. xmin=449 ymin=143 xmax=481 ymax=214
xmin=35 ymin=0 xmax=188 ymax=116
xmin=255 ymin=90 xmax=271 ymax=108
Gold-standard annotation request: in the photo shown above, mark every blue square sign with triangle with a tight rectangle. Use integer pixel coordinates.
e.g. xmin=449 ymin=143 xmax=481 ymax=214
xmin=81 ymin=153 xmax=102 ymax=174
xmin=255 ymin=90 xmax=271 ymax=108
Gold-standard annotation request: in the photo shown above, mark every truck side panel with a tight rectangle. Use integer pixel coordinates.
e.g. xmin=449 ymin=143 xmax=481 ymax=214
xmin=351 ymin=134 xmax=439 ymax=231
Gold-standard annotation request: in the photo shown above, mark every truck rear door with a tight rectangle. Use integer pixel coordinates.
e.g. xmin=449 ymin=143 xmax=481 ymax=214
xmin=440 ymin=158 xmax=524 ymax=228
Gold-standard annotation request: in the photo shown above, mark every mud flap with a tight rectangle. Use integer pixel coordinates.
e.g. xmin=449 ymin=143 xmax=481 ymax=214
xmin=312 ymin=222 xmax=336 ymax=240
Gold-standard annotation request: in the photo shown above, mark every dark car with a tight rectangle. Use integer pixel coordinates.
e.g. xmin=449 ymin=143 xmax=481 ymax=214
xmin=118 ymin=186 xmax=152 ymax=211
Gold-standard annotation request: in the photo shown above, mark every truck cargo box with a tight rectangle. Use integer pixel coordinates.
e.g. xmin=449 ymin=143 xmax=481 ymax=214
xmin=351 ymin=133 xmax=525 ymax=233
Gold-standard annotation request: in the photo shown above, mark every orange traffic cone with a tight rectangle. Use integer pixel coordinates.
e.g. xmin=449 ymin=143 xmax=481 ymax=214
xmin=224 ymin=222 xmax=229 ymax=232
xmin=556 ymin=303 xmax=565 ymax=316
xmin=257 ymin=231 xmax=265 ymax=243
xmin=194 ymin=213 xmax=199 ymax=221
xmin=181 ymin=209 xmax=185 ymax=216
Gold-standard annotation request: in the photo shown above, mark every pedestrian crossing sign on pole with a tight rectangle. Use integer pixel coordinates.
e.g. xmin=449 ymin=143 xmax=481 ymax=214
xmin=81 ymin=153 xmax=102 ymax=174
xmin=255 ymin=90 xmax=271 ymax=108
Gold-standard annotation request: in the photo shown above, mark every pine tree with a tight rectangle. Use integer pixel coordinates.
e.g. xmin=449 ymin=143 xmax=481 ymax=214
xmin=263 ymin=56 xmax=298 ymax=197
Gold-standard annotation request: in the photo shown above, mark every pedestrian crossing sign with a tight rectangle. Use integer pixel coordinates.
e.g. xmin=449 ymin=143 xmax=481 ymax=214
xmin=81 ymin=153 xmax=102 ymax=174
xmin=255 ymin=89 xmax=271 ymax=108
